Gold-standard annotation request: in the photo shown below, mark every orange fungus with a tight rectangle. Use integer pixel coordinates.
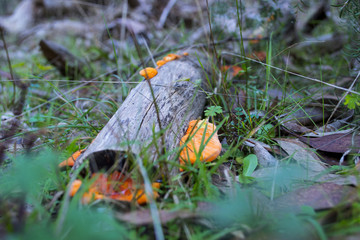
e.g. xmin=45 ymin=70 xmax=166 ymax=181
xmin=59 ymin=149 xmax=85 ymax=167
xmin=156 ymin=60 xmax=166 ymax=67
xmin=69 ymin=180 xmax=82 ymax=197
xmin=163 ymin=53 xmax=180 ymax=62
xmin=139 ymin=67 xmax=158 ymax=79
xmin=68 ymin=171 xmax=160 ymax=205
xmin=179 ymin=120 xmax=222 ymax=170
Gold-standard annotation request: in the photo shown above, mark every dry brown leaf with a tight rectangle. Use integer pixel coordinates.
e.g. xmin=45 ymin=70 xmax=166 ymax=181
xmin=252 ymin=166 xmax=358 ymax=186
xmin=299 ymin=133 xmax=360 ymax=154
xmin=281 ymin=121 xmax=313 ymax=134
xmin=276 ymin=138 xmax=326 ymax=172
xmin=274 ymin=183 xmax=357 ymax=211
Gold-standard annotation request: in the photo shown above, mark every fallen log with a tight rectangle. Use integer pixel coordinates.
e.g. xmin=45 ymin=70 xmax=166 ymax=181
xmin=72 ymin=55 xmax=209 ymax=175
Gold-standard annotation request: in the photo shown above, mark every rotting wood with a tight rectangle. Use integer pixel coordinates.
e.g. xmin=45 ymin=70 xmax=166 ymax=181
xmin=72 ymin=55 xmax=209 ymax=175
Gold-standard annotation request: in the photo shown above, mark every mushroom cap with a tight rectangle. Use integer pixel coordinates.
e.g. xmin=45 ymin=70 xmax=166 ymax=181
xmin=59 ymin=149 xmax=85 ymax=167
xmin=139 ymin=67 xmax=158 ymax=79
xmin=179 ymin=120 xmax=221 ymax=168
xmin=163 ymin=53 xmax=180 ymax=62
xmin=68 ymin=171 xmax=160 ymax=205
xmin=69 ymin=179 xmax=83 ymax=197
xmin=156 ymin=60 xmax=166 ymax=67
xmin=186 ymin=119 xmax=216 ymax=135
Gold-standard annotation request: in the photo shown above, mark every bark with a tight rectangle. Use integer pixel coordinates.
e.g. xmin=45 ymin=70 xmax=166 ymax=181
xmin=72 ymin=55 xmax=209 ymax=175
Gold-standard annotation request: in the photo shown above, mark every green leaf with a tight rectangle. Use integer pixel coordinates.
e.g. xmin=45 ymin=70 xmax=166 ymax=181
xmin=257 ymin=123 xmax=275 ymax=139
xmin=344 ymin=94 xmax=360 ymax=109
xmin=204 ymin=106 xmax=223 ymax=118
xmin=242 ymin=154 xmax=258 ymax=176
xmin=238 ymin=175 xmax=255 ymax=184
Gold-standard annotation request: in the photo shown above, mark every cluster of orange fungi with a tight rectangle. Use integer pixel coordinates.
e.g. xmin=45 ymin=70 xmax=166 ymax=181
xmin=68 ymin=172 xmax=160 ymax=205
xmin=59 ymin=151 xmax=160 ymax=205
xmin=179 ymin=119 xmax=222 ymax=171
xmin=139 ymin=52 xmax=189 ymax=80
xmin=58 ymin=149 xmax=85 ymax=167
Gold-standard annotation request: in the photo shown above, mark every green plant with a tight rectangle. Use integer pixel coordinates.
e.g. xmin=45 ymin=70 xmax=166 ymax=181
xmin=238 ymin=154 xmax=258 ymax=184
xmin=344 ymin=93 xmax=360 ymax=109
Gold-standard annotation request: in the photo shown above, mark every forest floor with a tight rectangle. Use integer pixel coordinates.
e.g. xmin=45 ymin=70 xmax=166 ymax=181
xmin=0 ymin=0 xmax=360 ymax=239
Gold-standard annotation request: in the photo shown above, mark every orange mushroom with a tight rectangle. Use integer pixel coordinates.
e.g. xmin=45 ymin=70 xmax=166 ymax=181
xmin=154 ymin=53 xmax=186 ymax=69
xmin=59 ymin=149 xmax=85 ymax=167
xmin=156 ymin=60 xmax=166 ymax=68
xmin=163 ymin=53 xmax=180 ymax=62
xmin=135 ymin=182 xmax=161 ymax=204
xmin=139 ymin=67 xmax=158 ymax=79
xmin=69 ymin=179 xmax=83 ymax=197
xmin=68 ymin=171 xmax=160 ymax=205
xmin=81 ymin=189 xmax=104 ymax=204
xmin=179 ymin=120 xmax=222 ymax=171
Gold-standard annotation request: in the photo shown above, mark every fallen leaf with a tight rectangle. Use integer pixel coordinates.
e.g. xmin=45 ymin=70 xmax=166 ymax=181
xmin=308 ymin=110 xmax=354 ymax=136
xmin=251 ymin=165 xmax=357 ymax=186
xmin=274 ymin=183 xmax=357 ymax=211
xmin=276 ymin=138 xmax=326 ymax=172
xmin=303 ymin=129 xmax=354 ymax=137
xmin=253 ymin=142 xmax=278 ymax=168
xmin=281 ymin=121 xmax=313 ymax=134
xmin=299 ymin=133 xmax=360 ymax=154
